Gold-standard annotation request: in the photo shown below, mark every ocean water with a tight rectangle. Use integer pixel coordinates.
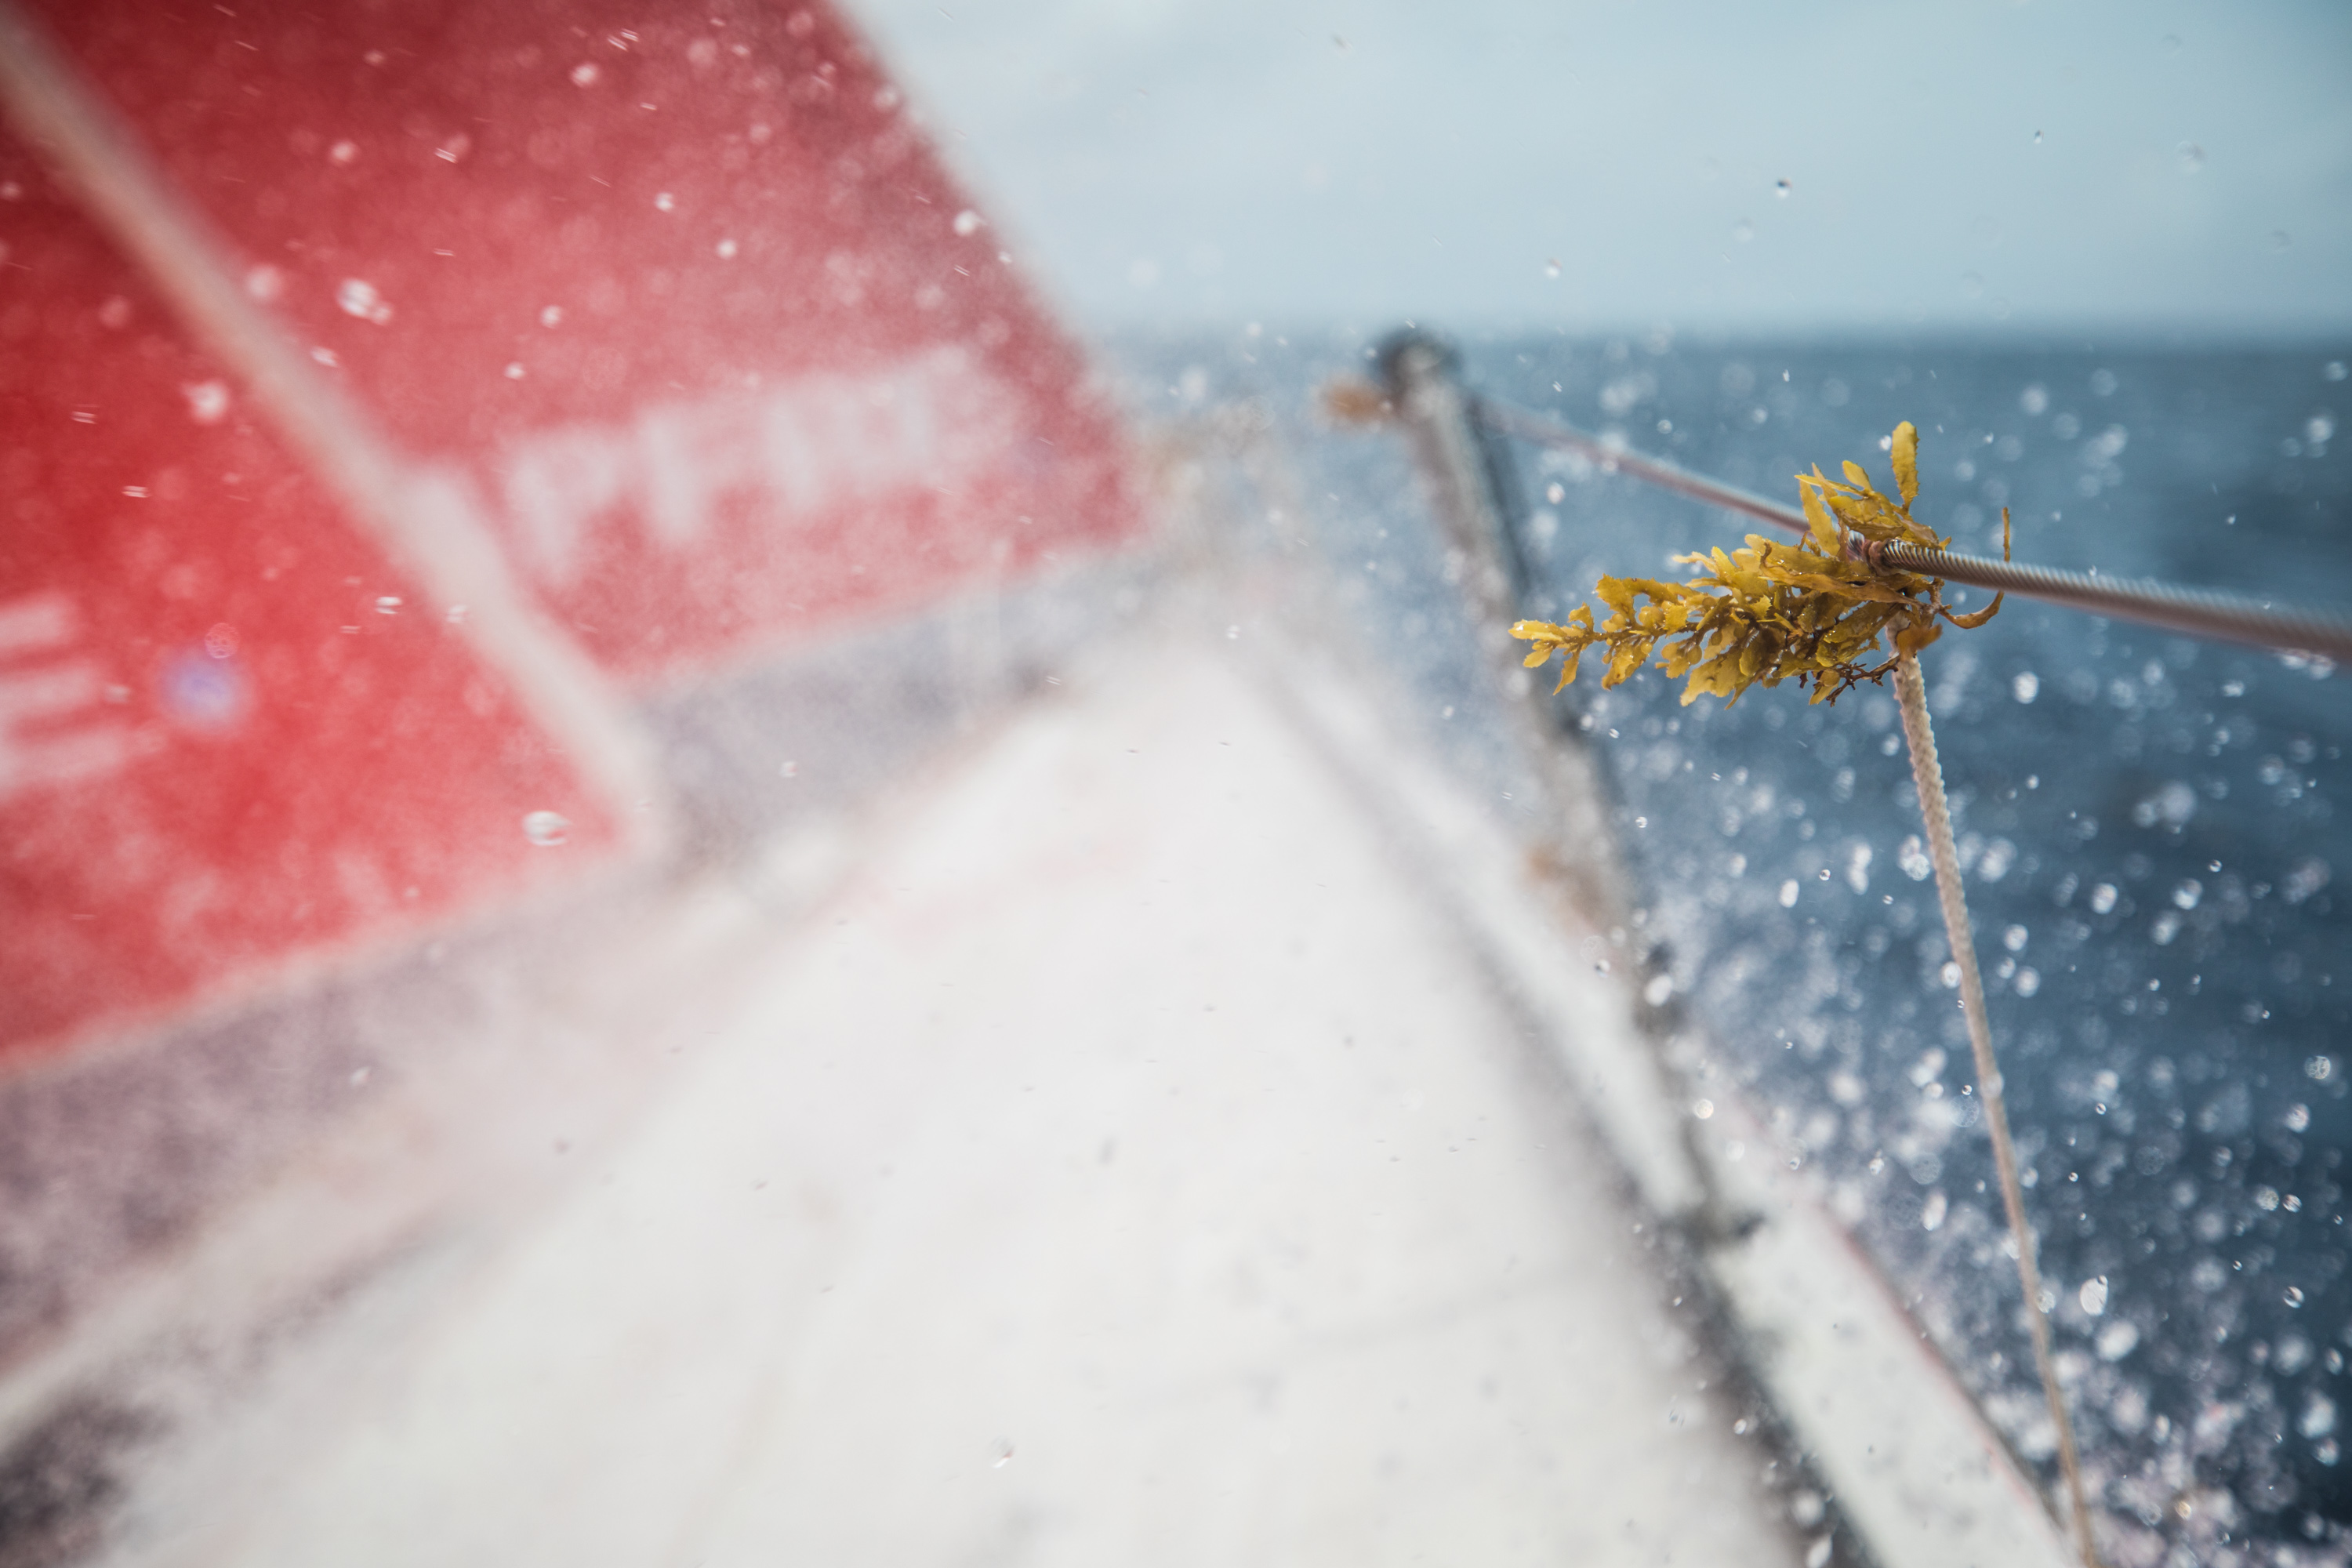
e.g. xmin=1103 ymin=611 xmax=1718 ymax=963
xmin=1118 ymin=328 xmax=2351 ymax=1560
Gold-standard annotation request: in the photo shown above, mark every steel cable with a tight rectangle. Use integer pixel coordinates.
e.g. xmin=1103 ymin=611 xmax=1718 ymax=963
xmin=1473 ymin=395 xmax=2352 ymax=663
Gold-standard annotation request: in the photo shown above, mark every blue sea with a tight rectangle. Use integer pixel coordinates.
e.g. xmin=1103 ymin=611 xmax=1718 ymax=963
xmin=1116 ymin=327 xmax=2351 ymax=1561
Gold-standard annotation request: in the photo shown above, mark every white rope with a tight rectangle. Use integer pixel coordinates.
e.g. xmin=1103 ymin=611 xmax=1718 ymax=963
xmin=1896 ymin=653 xmax=2101 ymax=1567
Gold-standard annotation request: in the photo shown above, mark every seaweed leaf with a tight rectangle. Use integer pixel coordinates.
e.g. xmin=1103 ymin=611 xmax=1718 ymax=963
xmin=1891 ymin=419 xmax=1920 ymax=507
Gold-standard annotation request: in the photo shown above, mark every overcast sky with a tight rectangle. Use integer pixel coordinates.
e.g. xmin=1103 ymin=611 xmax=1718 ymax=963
xmin=851 ymin=0 xmax=2352 ymax=338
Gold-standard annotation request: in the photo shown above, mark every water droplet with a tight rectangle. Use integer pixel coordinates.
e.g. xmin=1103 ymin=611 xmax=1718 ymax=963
xmin=375 ymin=595 xmax=401 ymax=615
xmin=164 ymin=652 xmax=249 ymax=729
xmin=1777 ymin=879 xmax=1799 ymax=908
xmin=1544 ymin=481 xmax=1564 ymax=503
xmin=245 ymin=264 xmax=285 ymax=302
xmin=715 ymin=238 xmax=739 ymax=259
xmin=1543 ymin=257 xmax=1561 ymax=279
xmin=181 ymin=379 xmax=230 ymax=424
xmin=1774 ymin=178 xmax=1791 ymax=198
xmin=522 ymin=810 xmax=571 ymax=847
xmin=2325 ymin=361 xmax=2347 ymax=382
xmin=328 ymin=139 xmax=359 ymax=165
xmin=2011 ymin=670 xmax=2039 ymax=703
xmin=2079 ymin=1276 xmax=2109 ymax=1316
xmin=654 ymin=191 xmax=676 ymax=212
xmin=2089 ymin=882 xmax=2118 ymax=914
xmin=2178 ymin=143 xmax=2205 ymax=174
xmin=310 ymin=346 xmax=341 ymax=368
xmin=1592 ymin=958 xmax=1612 ymax=975
xmin=1921 ymin=1190 xmax=1947 ymax=1231
xmin=2096 ymin=1320 xmax=2140 ymax=1360
xmin=121 ymin=485 xmax=147 ymax=499
xmin=1225 ymin=624 xmax=1240 ymax=640
xmin=953 ymin=209 xmax=983 ymax=237
xmin=1897 ymin=836 xmax=1932 ymax=881
xmin=2172 ymin=879 xmax=2203 ymax=910
xmin=779 ymin=760 xmax=798 ymax=778
xmin=337 ymin=278 xmax=393 ymax=324
xmin=571 ymin=62 xmax=601 ymax=86
xmin=1643 ymin=973 xmax=1674 ymax=1007
xmin=2287 ymin=1103 xmax=2311 ymax=1132
xmin=991 ymin=1438 xmax=1015 ymax=1468
xmin=504 ymin=361 xmax=527 ymax=379
xmin=2285 ymin=1286 xmax=2307 ymax=1308
xmin=2307 ymin=1055 xmax=2334 ymax=1081
xmin=1691 ymin=1098 xmax=1714 ymax=1120
xmin=202 ymin=622 xmax=238 ymax=659
xmin=2032 ymin=129 xmax=2043 ymax=145
xmin=539 ymin=304 xmax=564 ymax=328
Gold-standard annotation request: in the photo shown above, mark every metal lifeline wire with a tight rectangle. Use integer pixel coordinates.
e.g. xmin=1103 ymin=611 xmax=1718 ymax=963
xmin=1473 ymin=396 xmax=2352 ymax=665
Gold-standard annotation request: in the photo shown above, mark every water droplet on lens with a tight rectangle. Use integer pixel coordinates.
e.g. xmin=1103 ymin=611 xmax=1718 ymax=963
xmin=375 ymin=595 xmax=401 ymax=615
xmin=522 ymin=810 xmax=571 ymax=847
xmin=182 ymin=379 xmax=230 ymax=423
xmin=953 ymin=209 xmax=983 ymax=237
xmin=1543 ymin=257 xmax=1561 ymax=279
xmin=654 ymin=191 xmax=676 ymax=212
xmin=2285 ymin=1286 xmax=2307 ymax=1308
xmin=539 ymin=304 xmax=564 ymax=328
xmin=1774 ymin=179 xmax=1791 ymax=198
xmin=716 ymin=238 xmax=739 ymax=259
xmin=571 ymin=62 xmax=601 ymax=86
xmin=2179 ymin=143 xmax=2205 ymax=174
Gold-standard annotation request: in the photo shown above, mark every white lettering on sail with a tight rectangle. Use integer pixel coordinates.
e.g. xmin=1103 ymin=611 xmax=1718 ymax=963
xmin=0 ymin=592 xmax=132 ymax=804
xmin=492 ymin=347 xmax=1012 ymax=589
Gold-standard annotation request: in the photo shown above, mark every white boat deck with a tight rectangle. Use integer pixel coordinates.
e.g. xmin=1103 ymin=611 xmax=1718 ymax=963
xmin=84 ymin=630 xmax=1810 ymax=1566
